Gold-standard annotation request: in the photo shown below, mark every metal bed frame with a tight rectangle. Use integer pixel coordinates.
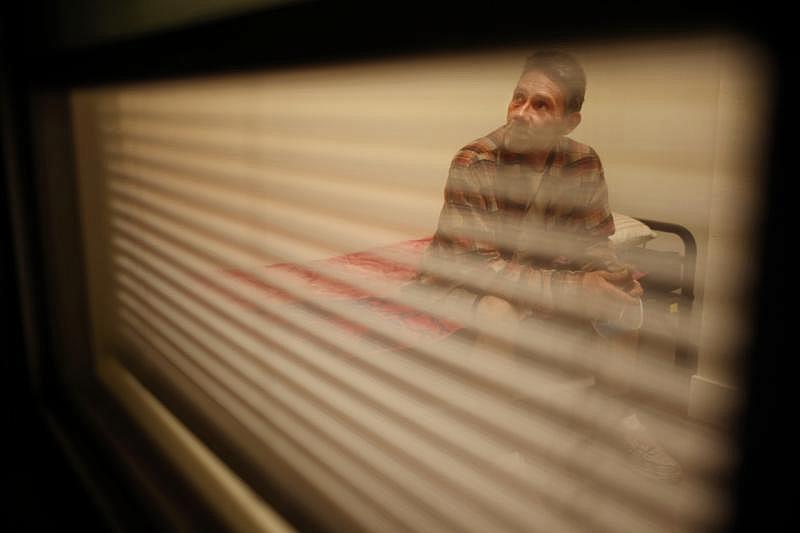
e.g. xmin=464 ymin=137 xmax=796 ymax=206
xmin=626 ymin=218 xmax=698 ymax=372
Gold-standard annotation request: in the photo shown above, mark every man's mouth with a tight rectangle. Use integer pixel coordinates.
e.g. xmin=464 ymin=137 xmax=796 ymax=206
xmin=508 ymin=122 xmax=531 ymax=134
xmin=507 ymin=124 xmax=541 ymax=143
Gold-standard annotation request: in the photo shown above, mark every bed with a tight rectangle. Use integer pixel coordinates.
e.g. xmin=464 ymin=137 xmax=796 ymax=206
xmin=217 ymin=213 xmax=697 ymax=374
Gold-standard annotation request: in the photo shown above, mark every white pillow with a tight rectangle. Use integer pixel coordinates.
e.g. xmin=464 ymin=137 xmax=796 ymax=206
xmin=608 ymin=212 xmax=657 ymax=247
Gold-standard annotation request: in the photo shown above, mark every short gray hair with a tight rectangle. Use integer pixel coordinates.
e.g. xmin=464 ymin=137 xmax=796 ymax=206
xmin=522 ymin=50 xmax=587 ymax=114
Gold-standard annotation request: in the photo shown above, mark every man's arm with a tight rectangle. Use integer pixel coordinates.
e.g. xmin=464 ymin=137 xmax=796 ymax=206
xmin=534 ymin=150 xmax=640 ymax=318
xmin=418 ymin=152 xmax=508 ymax=295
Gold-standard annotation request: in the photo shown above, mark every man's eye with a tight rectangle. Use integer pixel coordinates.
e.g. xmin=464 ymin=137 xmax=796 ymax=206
xmin=534 ymin=101 xmax=548 ymax=110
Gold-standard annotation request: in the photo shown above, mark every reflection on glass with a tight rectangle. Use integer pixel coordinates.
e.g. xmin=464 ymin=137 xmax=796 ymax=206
xmin=72 ymin=36 xmax=768 ymax=532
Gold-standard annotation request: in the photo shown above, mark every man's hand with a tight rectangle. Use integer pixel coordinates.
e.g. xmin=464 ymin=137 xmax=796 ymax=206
xmin=627 ymin=278 xmax=644 ymax=299
xmin=582 ymin=269 xmax=641 ymax=321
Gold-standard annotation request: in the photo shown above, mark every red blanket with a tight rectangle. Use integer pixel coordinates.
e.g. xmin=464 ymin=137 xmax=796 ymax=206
xmin=220 ymin=237 xmax=462 ymax=353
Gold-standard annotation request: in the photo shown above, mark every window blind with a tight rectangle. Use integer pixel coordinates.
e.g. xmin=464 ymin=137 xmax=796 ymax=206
xmin=71 ymin=43 xmax=765 ymax=532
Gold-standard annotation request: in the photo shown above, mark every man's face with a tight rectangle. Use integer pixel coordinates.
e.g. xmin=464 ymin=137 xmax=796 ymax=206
xmin=503 ymin=69 xmax=579 ymax=154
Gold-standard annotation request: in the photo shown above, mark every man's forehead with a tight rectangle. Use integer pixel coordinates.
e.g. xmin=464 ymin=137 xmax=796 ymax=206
xmin=514 ymin=70 xmax=564 ymax=99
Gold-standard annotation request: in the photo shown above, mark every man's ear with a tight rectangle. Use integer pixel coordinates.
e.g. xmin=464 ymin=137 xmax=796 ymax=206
xmin=561 ymin=112 xmax=581 ymax=135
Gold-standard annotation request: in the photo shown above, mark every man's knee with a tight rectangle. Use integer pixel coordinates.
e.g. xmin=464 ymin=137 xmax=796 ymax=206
xmin=474 ymin=295 xmax=519 ymax=322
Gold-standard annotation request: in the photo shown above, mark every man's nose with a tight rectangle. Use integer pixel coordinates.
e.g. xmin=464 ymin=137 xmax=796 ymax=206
xmin=511 ymin=102 xmax=532 ymax=120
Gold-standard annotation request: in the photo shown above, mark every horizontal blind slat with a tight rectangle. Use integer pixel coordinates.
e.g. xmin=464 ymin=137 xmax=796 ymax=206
xmin=116 ymin=311 xmax=419 ymax=533
xmin=116 ymin=291 xmax=546 ymax=533
xmin=107 ymin=177 xmax=713 ymax=426
xmin=113 ymin=239 xmax=675 ymax=532
xmin=108 ymin=192 xmax=732 ymax=482
xmin=108 ymin=208 xmax=720 ymax=528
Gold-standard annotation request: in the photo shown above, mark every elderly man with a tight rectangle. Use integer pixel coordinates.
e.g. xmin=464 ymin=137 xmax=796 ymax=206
xmin=420 ymin=50 xmax=641 ymax=326
xmin=416 ymin=50 xmax=682 ymax=483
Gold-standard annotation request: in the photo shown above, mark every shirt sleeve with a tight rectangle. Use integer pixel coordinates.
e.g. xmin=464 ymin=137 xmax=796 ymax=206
xmin=418 ymin=153 xmax=509 ymax=295
xmin=575 ymin=148 xmax=621 ymax=272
